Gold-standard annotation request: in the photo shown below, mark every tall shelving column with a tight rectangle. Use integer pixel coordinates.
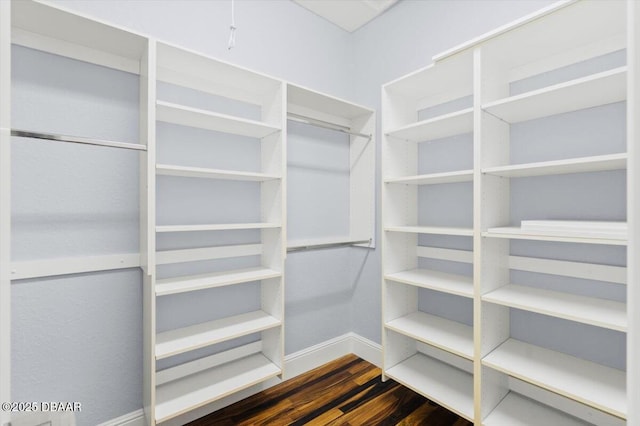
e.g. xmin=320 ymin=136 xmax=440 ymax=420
xmin=629 ymin=1 xmax=640 ymax=424
xmin=381 ymin=51 xmax=475 ymax=422
xmin=473 ymin=1 xmax=628 ymax=424
xmin=0 ymin=2 xmax=11 ymax=424
xmin=143 ymin=42 xmax=286 ymax=424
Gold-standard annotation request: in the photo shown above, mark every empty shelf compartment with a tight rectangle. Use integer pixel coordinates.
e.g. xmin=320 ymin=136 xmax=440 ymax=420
xmin=156 ymin=267 xmax=281 ymax=296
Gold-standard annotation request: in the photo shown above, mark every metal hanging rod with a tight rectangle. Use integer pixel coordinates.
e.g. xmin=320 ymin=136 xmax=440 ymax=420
xmin=287 ymin=113 xmax=372 ymax=140
xmin=287 ymin=239 xmax=371 ymax=253
xmin=11 ymin=129 xmax=147 ymax=151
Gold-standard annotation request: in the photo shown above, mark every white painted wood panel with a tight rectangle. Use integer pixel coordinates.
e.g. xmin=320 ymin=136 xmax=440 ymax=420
xmin=385 ymin=269 xmax=473 ymax=298
xmin=385 ymin=311 xmax=473 ymax=359
xmin=482 ymin=284 xmax=626 ymax=331
xmin=385 ymin=226 xmax=474 ymax=236
xmin=156 ymin=164 xmax=280 ymax=181
xmin=386 ymin=108 xmax=473 ymax=142
xmin=155 ymin=267 xmax=281 ymax=296
xmin=155 ymin=353 xmax=281 ymax=423
xmin=483 ymin=339 xmax=626 ymax=418
xmin=483 ymin=67 xmax=626 ymax=123
xmin=483 ymin=153 xmax=627 ymax=178
xmin=156 ymin=101 xmax=280 ymax=138
xmin=156 ymin=310 xmax=281 ymax=359
xmin=483 ymin=392 xmax=588 ymax=426
xmin=385 ymin=170 xmax=473 ymax=185
xmin=386 ymin=353 xmax=474 ymax=421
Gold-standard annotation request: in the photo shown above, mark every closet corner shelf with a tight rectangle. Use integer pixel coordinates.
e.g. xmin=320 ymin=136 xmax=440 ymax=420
xmin=482 ymin=66 xmax=627 ymax=123
xmin=482 ymin=339 xmax=626 ymax=419
xmin=385 ymin=353 xmax=474 ymax=422
xmin=156 ymin=223 xmax=281 ymax=233
xmin=385 ymin=169 xmax=473 ymax=185
xmin=483 ymin=392 xmax=588 ymax=426
xmin=156 ymin=310 xmax=281 ymax=360
xmin=385 ymin=311 xmax=473 ymax=360
xmin=385 ymin=225 xmax=474 ymax=237
xmin=156 ymin=101 xmax=280 ymax=138
xmin=155 ymin=267 xmax=281 ymax=296
xmin=482 ymin=284 xmax=626 ymax=332
xmin=483 ymin=226 xmax=627 ymax=246
xmin=384 ymin=269 xmax=473 ymax=298
xmin=385 ymin=107 xmax=474 ymax=142
xmin=156 ymin=164 xmax=280 ymax=181
xmin=155 ymin=353 xmax=281 ymax=423
xmin=482 ymin=153 xmax=627 ymax=178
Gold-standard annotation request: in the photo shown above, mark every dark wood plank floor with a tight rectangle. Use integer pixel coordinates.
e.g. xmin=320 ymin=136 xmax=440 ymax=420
xmin=188 ymin=354 xmax=473 ymax=426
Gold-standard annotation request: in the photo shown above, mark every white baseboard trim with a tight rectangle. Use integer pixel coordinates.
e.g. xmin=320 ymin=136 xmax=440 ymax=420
xmin=349 ymin=332 xmax=382 ymax=367
xmin=97 ymin=408 xmax=145 ymax=426
xmin=101 ymin=333 xmax=382 ymax=426
xmin=283 ymin=333 xmax=353 ymax=380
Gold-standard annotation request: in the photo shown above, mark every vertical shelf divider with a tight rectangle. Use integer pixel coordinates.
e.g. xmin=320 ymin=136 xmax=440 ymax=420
xmin=0 ymin=2 xmax=11 ymax=424
xmin=140 ymin=38 xmax=157 ymax=426
xmin=627 ymin=1 xmax=639 ymax=423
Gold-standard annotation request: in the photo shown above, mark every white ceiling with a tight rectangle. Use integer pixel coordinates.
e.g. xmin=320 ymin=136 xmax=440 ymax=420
xmin=293 ymin=0 xmax=398 ymax=33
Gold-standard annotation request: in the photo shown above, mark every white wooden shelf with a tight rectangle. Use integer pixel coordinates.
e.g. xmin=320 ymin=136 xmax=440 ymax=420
xmin=483 ymin=339 xmax=626 ymax=418
xmin=155 ymin=353 xmax=281 ymax=423
xmin=483 ymin=67 xmax=627 ymax=124
xmin=385 ymin=170 xmax=473 ymax=185
xmin=385 ymin=225 xmax=474 ymax=236
xmin=386 ymin=353 xmax=474 ymax=421
xmin=156 ymin=164 xmax=280 ymax=181
xmin=484 ymin=226 xmax=627 ymax=246
xmin=156 ymin=42 xmax=281 ymax=106
xmin=482 ymin=153 xmax=627 ymax=178
xmin=156 ymin=101 xmax=280 ymax=138
xmin=483 ymin=284 xmax=626 ymax=332
xmin=385 ymin=269 xmax=473 ymax=298
xmin=156 ymin=267 xmax=281 ymax=296
xmin=385 ymin=311 xmax=473 ymax=360
xmin=386 ymin=108 xmax=474 ymax=142
xmin=483 ymin=392 xmax=588 ymax=426
xmin=156 ymin=310 xmax=281 ymax=360
xmin=156 ymin=223 xmax=280 ymax=233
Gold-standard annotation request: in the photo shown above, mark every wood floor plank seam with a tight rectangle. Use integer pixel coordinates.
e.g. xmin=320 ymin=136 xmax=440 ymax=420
xmin=187 ymin=355 xmax=473 ymax=426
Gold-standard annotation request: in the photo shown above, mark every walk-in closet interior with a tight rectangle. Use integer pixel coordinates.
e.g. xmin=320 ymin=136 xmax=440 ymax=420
xmin=1 ymin=1 xmax=638 ymax=425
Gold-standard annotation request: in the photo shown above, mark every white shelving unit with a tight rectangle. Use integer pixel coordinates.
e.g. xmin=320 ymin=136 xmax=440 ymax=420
xmin=382 ymin=45 xmax=476 ymax=422
xmin=382 ymin=1 xmax=636 ymax=424
xmin=285 ymin=83 xmax=375 ymax=250
xmin=141 ymin=40 xmax=287 ymax=425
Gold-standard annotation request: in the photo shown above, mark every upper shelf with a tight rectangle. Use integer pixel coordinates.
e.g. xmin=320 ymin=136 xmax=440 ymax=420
xmin=483 ymin=67 xmax=626 ymax=124
xmin=156 ymin=164 xmax=280 ymax=182
xmin=484 ymin=226 xmax=627 ymax=246
xmin=384 ymin=51 xmax=473 ymax=107
xmin=385 ymin=170 xmax=473 ymax=185
xmin=156 ymin=222 xmax=280 ymax=233
xmin=156 ymin=101 xmax=280 ymax=138
xmin=287 ymin=83 xmax=373 ymax=126
xmin=156 ymin=41 xmax=282 ymax=106
xmin=11 ymin=0 xmax=147 ymax=73
xmin=482 ymin=153 xmax=627 ymax=178
xmin=385 ymin=108 xmax=473 ymax=143
xmin=437 ymin=1 xmax=626 ymax=81
xmin=385 ymin=226 xmax=474 ymax=237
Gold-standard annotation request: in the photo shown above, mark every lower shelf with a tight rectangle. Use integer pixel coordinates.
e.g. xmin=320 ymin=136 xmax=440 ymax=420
xmin=385 ymin=352 xmax=474 ymax=421
xmin=155 ymin=353 xmax=281 ymax=423
xmin=483 ymin=392 xmax=588 ymax=426
xmin=482 ymin=339 xmax=626 ymax=419
xmin=385 ymin=311 xmax=473 ymax=360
